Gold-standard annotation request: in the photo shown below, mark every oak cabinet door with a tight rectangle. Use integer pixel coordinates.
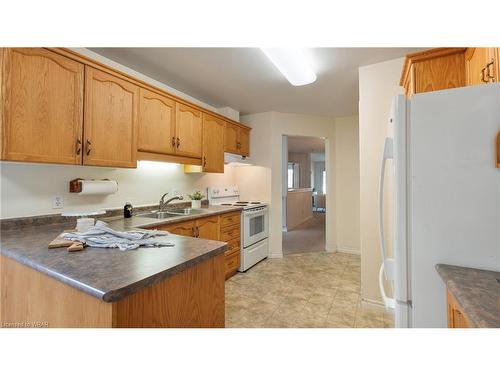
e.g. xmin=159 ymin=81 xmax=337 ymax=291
xmin=224 ymin=122 xmax=240 ymax=154
xmin=202 ymin=113 xmax=225 ymax=173
xmin=465 ymin=48 xmax=491 ymax=86
xmin=196 ymin=216 xmax=220 ymax=241
xmin=84 ymin=67 xmax=139 ymax=168
xmin=175 ymin=103 xmax=202 ymax=158
xmin=1 ymin=48 xmax=84 ymax=164
xmin=161 ymin=220 xmax=196 ymax=237
xmin=138 ymin=88 xmax=176 ymax=155
xmin=239 ymin=127 xmax=250 ymax=156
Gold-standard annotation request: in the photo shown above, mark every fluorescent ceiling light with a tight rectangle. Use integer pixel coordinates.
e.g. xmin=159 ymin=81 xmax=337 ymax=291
xmin=261 ymin=48 xmax=316 ymax=86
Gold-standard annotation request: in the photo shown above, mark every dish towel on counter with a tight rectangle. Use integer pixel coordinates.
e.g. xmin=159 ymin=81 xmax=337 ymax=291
xmin=61 ymin=220 xmax=173 ymax=251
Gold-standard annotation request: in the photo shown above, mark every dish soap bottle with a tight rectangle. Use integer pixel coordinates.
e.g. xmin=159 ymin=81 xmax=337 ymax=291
xmin=124 ymin=202 xmax=133 ymax=218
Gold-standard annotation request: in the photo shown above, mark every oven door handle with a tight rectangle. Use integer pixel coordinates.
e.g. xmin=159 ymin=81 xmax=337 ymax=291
xmin=243 ymin=207 xmax=268 ymax=217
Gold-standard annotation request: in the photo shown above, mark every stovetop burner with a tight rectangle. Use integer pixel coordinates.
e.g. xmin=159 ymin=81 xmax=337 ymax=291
xmin=236 ymin=201 xmax=249 ymax=204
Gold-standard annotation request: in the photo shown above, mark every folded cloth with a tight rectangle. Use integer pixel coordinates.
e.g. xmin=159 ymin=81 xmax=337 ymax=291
xmin=61 ymin=220 xmax=173 ymax=251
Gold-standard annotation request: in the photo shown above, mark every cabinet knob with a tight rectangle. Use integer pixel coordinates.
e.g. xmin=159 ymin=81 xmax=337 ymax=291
xmin=203 ymin=156 xmax=207 ymax=167
xmin=176 ymin=137 xmax=180 ymax=148
xmin=486 ymin=60 xmax=495 ymax=82
xmin=481 ymin=67 xmax=488 ymax=83
xmin=86 ymin=139 xmax=92 ymax=155
xmin=171 ymin=137 xmax=176 ymax=148
xmin=76 ymin=138 xmax=82 ymax=155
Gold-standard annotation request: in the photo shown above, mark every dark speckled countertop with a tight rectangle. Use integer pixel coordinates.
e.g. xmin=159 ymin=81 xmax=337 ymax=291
xmin=436 ymin=264 xmax=500 ymax=328
xmin=0 ymin=206 xmax=241 ymax=302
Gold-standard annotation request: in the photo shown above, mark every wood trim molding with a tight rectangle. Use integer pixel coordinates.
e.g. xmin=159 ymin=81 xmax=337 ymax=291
xmin=496 ymin=131 xmax=500 ymax=168
xmin=137 ymin=151 xmax=202 ymax=166
xmin=47 ymin=48 xmax=251 ymax=131
xmin=399 ymin=48 xmax=467 ymax=86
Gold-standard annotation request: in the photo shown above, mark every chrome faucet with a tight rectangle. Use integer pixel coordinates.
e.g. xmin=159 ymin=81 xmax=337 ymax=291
xmin=158 ymin=193 xmax=184 ymax=212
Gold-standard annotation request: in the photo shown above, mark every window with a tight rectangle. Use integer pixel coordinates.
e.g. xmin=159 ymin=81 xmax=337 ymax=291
xmin=288 ymin=165 xmax=294 ymax=189
xmin=322 ymin=170 xmax=326 ymax=194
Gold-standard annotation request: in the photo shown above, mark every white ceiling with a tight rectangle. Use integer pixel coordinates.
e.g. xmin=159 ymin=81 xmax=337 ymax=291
xmin=90 ymin=48 xmax=423 ymax=117
xmin=288 ymin=136 xmax=325 ymax=154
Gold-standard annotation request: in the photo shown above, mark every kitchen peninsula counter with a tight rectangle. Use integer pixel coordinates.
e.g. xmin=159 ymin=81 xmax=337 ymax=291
xmin=0 ymin=205 xmax=241 ymax=328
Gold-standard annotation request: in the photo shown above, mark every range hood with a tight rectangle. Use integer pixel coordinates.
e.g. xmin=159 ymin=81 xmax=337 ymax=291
xmin=224 ymin=152 xmax=253 ymax=166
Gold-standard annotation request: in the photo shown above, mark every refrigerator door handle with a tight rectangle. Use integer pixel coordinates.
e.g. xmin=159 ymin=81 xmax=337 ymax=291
xmin=378 ymin=136 xmax=396 ymax=311
xmin=378 ymin=137 xmax=393 ymax=268
xmin=379 ymin=261 xmax=395 ymax=311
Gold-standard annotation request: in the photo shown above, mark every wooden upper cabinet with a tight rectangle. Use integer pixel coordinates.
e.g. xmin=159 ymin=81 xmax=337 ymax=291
xmin=138 ymin=88 xmax=176 ymax=155
xmin=202 ymin=113 xmax=225 ymax=173
xmin=400 ymin=48 xmax=466 ymax=97
xmin=465 ymin=48 xmax=498 ymax=86
xmin=239 ymin=127 xmax=250 ymax=156
xmin=224 ymin=121 xmax=250 ymax=156
xmin=196 ymin=216 xmax=220 ymax=241
xmin=224 ymin=122 xmax=240 ymax=154
xmin=1 ymin=48 xmax=84 ymax=164
xmin=84 ymin=67 xmax=139 ymax=168
xmin=175 ymin=103 xmax=202 ymax=158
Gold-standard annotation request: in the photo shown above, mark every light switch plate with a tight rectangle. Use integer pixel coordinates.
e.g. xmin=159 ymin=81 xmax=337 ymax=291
xmin=53 ymin=195 xmax=64 ymax=209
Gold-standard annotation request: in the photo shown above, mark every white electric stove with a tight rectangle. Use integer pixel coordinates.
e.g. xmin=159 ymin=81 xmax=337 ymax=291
xmin=208 ymin=186 xmax=269 ymax=271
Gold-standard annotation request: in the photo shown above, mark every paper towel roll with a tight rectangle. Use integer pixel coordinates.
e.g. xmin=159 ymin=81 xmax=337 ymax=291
xmin=78 ymin=180 xmax=118 ymax=195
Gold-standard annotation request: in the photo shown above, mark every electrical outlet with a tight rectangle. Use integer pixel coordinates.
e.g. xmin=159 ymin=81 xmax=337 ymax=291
xmin=52 ymin=195 xmax=64 ymax=209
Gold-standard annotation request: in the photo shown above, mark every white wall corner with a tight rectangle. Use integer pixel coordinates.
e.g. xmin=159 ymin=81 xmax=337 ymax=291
xmin=217 ymin=107 xmax=240 ymax=122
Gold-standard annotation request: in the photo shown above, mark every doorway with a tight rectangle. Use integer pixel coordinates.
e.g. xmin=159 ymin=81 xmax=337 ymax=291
xmin=282 ymin=135 xmax=326 ymax=255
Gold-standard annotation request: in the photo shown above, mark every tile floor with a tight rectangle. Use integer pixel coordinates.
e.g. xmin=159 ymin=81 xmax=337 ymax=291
xmin=225 ymin=252 xmax=394 ymax=328
xmin=282 ymin=213 xmax=326 ymax=255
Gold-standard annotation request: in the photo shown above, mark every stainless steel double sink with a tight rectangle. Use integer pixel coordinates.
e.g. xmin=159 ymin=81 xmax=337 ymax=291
xmin=137 ymin=208 xmax=206 ymax=220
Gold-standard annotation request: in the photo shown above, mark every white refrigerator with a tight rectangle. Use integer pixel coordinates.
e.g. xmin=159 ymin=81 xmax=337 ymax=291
xmin=379 ymin=83 xmax=500 ymax=328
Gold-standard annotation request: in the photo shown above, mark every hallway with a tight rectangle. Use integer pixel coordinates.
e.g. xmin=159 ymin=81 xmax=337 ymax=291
xmin=282 ymin=212 xmax=326 ymax=255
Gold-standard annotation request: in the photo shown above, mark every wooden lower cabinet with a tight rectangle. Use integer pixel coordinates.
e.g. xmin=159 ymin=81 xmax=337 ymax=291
xmin=196 ymin=215 xmax=220 ymax=240
xmin=0 ymin=254 xmax=225 ymax=328
xmin=447 ymin=290 xmax=472 ymax=328
xmin=155 ymin=211 xmax=241 ymax=280
xmin=220 ymin=211 xmax=241 ymax=279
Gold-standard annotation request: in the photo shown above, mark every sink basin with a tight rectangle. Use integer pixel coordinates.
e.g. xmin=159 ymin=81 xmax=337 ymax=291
xmin=165 ymin=208 xmax=206 ymax=216
xmin=137 ymin=212 xmax=178 ymax=219
xmin=137 ymin=208 xmax=206 ymax=220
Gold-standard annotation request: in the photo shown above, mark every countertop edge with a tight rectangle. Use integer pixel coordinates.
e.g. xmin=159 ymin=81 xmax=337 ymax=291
xmin=435 ymin=264 xmax=499 ymax=328
xmin=101 ymin=243 xmax=227 ymax=302
xmin=1 ymin=240 xmax=227 ymax=303
xmin=1 ymin=249 xmax=106 ymax=300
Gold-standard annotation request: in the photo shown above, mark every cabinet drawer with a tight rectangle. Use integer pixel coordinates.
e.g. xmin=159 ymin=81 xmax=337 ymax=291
xmin=225 ymin=251 xmax=240 ymax=278
xmin=224 ymin=239 xmax=240 ymax=257
xmin=221 ymin=224 xmax=240 ymax=242
xmin=220 ymin=211 xmax=240 ymax=228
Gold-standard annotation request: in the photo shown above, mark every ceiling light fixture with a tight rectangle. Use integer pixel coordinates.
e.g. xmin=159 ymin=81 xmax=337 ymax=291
xmin=260 ymin=48 xmax=316 ymax=86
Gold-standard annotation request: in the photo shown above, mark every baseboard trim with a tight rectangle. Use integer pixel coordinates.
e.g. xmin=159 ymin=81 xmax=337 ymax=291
xmin=336 ymin=246 xmax=360 ymax=255
xmin=360 ymin=297 xmax=387 ymax=312
xmin=268 ymin=252 xmax=283 ymax=259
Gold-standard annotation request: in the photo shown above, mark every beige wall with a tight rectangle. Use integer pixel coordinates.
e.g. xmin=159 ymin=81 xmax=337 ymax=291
xmin=288 ymin=152 xmax=311 ymax=188
xmin=241 ymin=111 xmax=337 ymax=258
xmin=359 ymin=58 xmax=404 ymax=304
xmin=335 ymin=115 xmax=360 ymax=254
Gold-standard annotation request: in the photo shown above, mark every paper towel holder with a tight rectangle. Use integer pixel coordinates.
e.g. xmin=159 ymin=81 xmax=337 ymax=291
xmin=69 ymin=178 xmax=116 ymax=193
